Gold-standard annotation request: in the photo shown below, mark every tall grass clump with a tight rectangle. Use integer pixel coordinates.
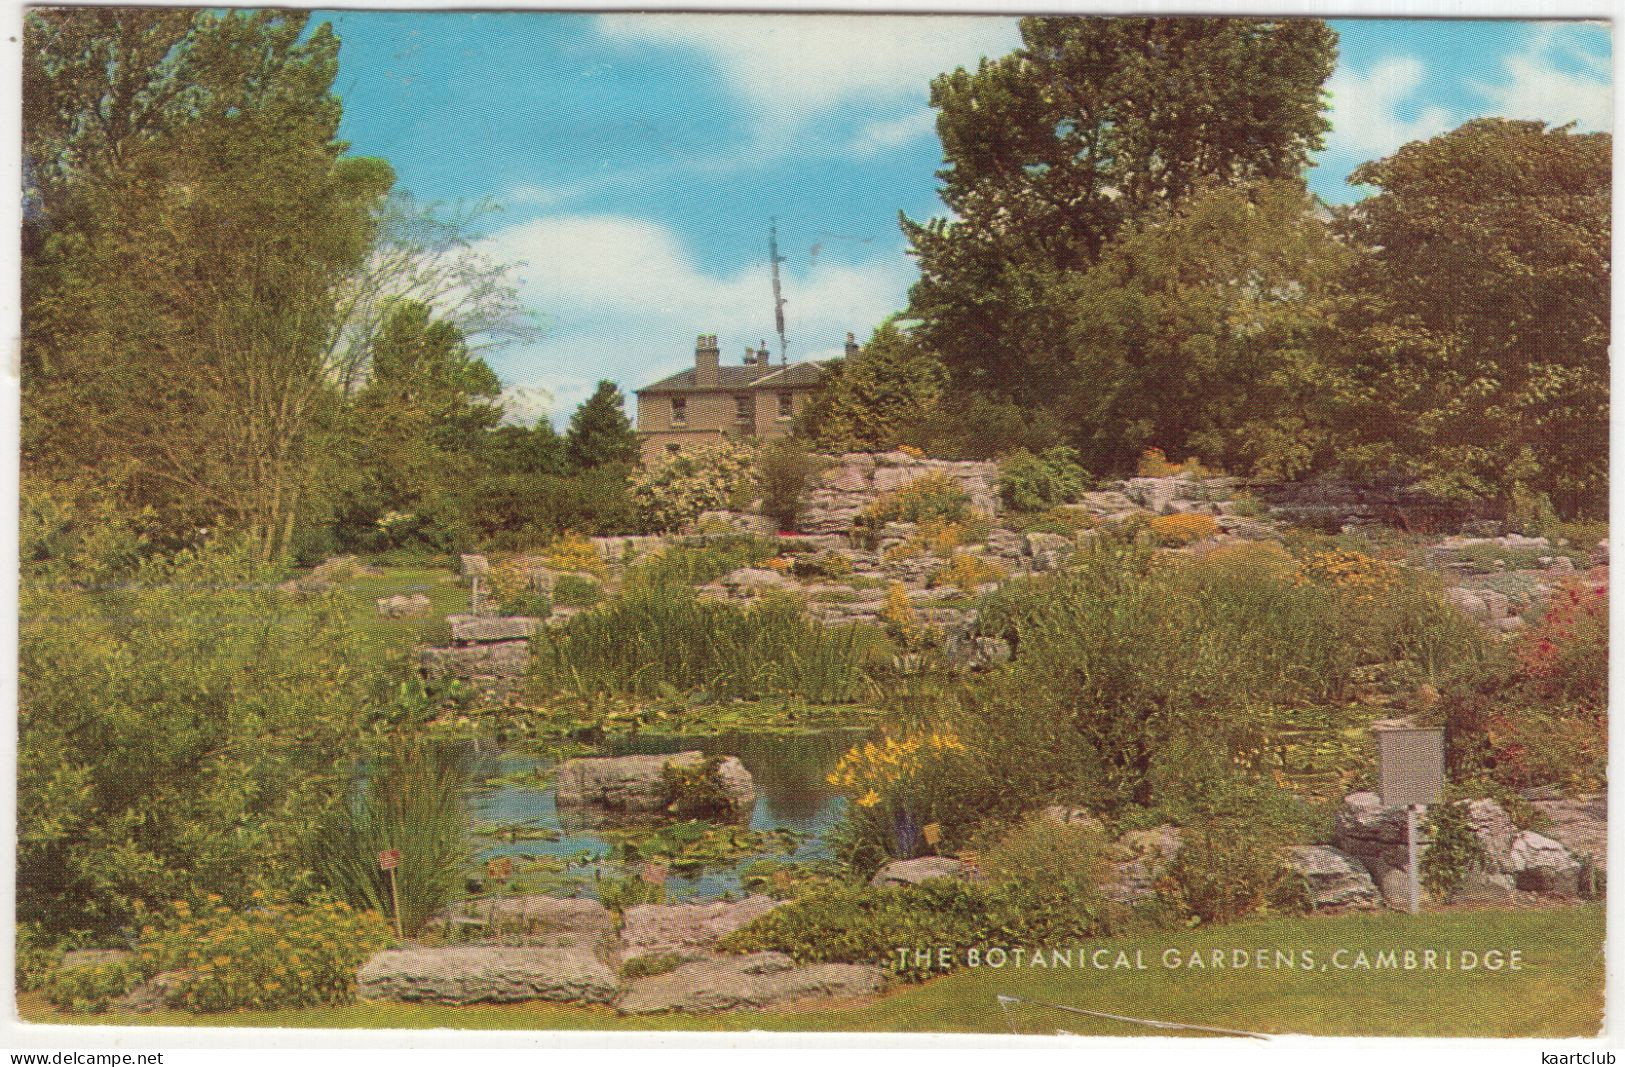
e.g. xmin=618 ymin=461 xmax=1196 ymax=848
xmin=850 ymin=539 xmax=1489 ymax=849
xmin=312 ymin=737 xmax=469 ymax=937
xmin=531 ymin=587 xmax=885 ymax=703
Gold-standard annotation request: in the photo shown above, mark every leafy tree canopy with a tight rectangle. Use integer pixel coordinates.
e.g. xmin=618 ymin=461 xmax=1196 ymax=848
xmin=796 ymin=320 xmax=948 ymax=453
xmin=565 ymin=380 xmax=639 ymax=471
xmin=1326 ymin=118 xmax=1611 ymax=516
xmin=903 ymin=16 xmax=1337 ymax=403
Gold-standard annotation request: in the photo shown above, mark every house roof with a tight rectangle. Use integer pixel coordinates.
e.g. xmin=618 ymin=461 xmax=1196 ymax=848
xmin=637 ymin=359 xmax=833 ymax=394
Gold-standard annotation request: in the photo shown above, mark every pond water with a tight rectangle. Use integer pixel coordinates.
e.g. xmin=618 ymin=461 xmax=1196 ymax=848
xmin=462 ymin=729 xmax=867 ymax=901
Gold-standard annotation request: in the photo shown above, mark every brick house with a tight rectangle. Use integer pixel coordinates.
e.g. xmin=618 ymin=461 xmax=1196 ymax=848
xmin=634 ymin=333 xmax=856 ymax=463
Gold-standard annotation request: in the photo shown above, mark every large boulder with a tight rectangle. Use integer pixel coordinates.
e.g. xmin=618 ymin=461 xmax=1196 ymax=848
xmin=717 ymin=568 xmax=798 ymax=598
xmin=1507 ymin=831 xmax=1581 ymax=896
xmin=1332 ymin=792 xmax=1428 ymax=876
xmin=1528 ymin=793 xmax=1606 ymax=872
xmin=1103 ymin=825 xmax=1183 ymax=903
xmin=419 ymin=640 xmax=529 ymax=685
xmin=357 ymin=947 xmax=618 ymax=1005
xmin=616 ymin=952 xmax=885 ymax=1015
xmin=1282 ymin=846 xmax=1379 ymax=910
xmin=430 ymin=895 xmax=613 ymax=950
xmin=1462 ymin=798 xmax=1520 ymax=873
xmin=869 ymin=856 xmax=970 ymax=888
xmin=553 ymin=752 xmax=755 ymax=815
xmin=619 ymin=896 xmax=783 ymax=958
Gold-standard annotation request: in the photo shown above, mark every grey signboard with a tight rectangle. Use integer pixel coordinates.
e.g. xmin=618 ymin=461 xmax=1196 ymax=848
xmin=1375 ymin=727 xmax=1445 ymax=807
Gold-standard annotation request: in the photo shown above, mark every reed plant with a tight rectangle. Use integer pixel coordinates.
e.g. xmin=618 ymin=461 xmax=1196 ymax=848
xmin=531 ymin=587 xmax=885 ymax=703
xmin=311 ymin=736 xmax=469 ymax=937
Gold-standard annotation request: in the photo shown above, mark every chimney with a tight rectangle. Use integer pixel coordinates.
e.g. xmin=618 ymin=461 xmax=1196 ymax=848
xmin=845 ymin=331 xmax=860 ymax=358
xmin=695 ymin=333 xmax=719 ymax=386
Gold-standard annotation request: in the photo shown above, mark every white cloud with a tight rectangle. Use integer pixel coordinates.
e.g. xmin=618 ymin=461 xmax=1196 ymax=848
xmin=1325 ymin=56 xmax=1457 ymax=161
xmin=1473 ymin=28 xmax=1612 ymax=131
xmin=498 ymin=384 xmax=554 ymax=427
xmin=597 ymin=14 xmax=1018 ymax=137
xmin=852 ymin=108 xmax=938 ymax=156
xmin=476 ymin=213 xmax=913 ymax=426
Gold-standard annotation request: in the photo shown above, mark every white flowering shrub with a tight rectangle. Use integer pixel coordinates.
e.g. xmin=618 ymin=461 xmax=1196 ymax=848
xmin=629 ymin=440 xmax=759 ymax=532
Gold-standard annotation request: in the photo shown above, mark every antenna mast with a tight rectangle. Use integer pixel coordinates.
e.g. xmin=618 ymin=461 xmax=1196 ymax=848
xmin=769 ymin=219 xmax=788 ymax=365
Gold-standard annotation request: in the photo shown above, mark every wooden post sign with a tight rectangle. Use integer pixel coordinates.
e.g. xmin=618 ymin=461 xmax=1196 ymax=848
xmin=378 ymin=849 xmax=404 ymax=940
xmin=1374 ymin=726 xmax=1445 ymax=916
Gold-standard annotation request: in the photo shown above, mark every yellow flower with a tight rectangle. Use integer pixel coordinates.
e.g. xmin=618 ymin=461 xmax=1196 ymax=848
xmin=857 ymin=790 xmax=882 ymax=808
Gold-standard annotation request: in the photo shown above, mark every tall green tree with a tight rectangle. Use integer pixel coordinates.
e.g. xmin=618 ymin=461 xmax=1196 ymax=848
xmin=903 ymin=16 xmax=1337 ymax=403
xmin=565 ymin=381 xmax=639 ymax=470
xmin=1058 ymin=180 xmax=1349 ymax=478
xmin=332 ymin=302 xmax=503 ymax=552
xmin=795 ymin=320 xmax=948 ymax=452
xmin=23 ymin=9 xmax=395 ymax=559
xmin=1325 ymin=119 xmax=1611 ymax=517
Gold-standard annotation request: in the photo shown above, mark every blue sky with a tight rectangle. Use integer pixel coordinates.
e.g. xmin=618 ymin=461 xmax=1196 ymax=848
xmin=317 ymin=13 xmax=1613 ymax=425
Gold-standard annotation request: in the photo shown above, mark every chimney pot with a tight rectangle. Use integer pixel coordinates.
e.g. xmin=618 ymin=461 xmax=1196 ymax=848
xmin=696 ymin=332 xmax=720 ymax=386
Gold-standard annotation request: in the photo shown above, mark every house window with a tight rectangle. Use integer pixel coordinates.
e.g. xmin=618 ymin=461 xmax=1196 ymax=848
xmin=736 ymin=395 xmax=752 ymax=422
xmin=670 ymin=397 xmax=687 ymax=425
xmin=777 ymin=392 xmax=794 ymax=419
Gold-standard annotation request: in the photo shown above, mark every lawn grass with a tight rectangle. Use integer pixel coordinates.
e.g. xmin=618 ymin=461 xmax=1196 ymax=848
xmin=19 ymin=905 xmax=1602 ymax=1037
xmin=340 ymin=566 xmax=470 ymax=649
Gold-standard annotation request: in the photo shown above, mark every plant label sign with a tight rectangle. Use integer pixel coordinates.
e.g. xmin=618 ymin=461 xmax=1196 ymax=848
xmin=377 ymin=848 xmax=401 ymax=871
xmin=1374 ymin=727 xmax=1445 ymax=808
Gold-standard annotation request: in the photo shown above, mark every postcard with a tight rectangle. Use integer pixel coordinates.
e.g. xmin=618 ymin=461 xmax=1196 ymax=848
xmin=13 ymin=5 xmax=1611 ymax=1043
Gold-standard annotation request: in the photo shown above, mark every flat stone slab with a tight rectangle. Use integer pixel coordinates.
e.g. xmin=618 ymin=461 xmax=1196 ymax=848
xmin=870 ymin=856 xmax=969 ymax=887
xmin=620 ymin=896 xmax=783 ymax=957
xmin=447 ymin=614 xmax=539 ymax=643
xmin=357 ymin=947 xmax=618 ymax=1005
xmin=431 ymin=895 xmax=613 ymax=949
xmin=617 ymin=952 xmax=886 ymax=1014
xmin=419 ymin=639 xmax=529 ymax=680
xmin=58 ymin=949 xmax=135 ymax=970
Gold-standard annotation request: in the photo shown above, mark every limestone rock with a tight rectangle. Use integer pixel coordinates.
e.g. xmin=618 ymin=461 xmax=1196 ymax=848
xmin=431 ymin=895 xmax=612 ymax=950
xmin=718 ymin=567 xmax=798 ymax=597
xmin=376 ymin=593 xmax=432 ymax=618
xmin=870 ymin=856 xmax=970 ymax=887
xmin=447 ymin=614 xmax=539 ymax=643
xmin=420 ymin=640 xmax=529 ymax=684
xmin=357 ymin=947 xmax=618 ymax=1005
xmin=1104 ymin=825 xmax=1183 ymax=902
xmin=1283 ymin=846 xmax=1379 ymax=910
xmin=1507 ymin=831 xmax=1581 ymax=896
xmin=1528 ymin=793 xmax=1606 ymax=872
xmin=1039 ymin=806 xmax=1105 ymax=834
xmin=109 ymin=970 xmax=191 ymax=1014
xmin=1452 ymin=871 xmax=1517 ymax=905
xmin=617 ymin=952 xmax=885 ymax=1015
xmin=1462 ymin=798 xmax=1519 ymax=873
xmin=58 ymin=948 xmax=135 ymax=971
xmin=620 ymin=896 xmax=784 ymax=958
xmin=553 ymin=752 xmax=755 ymax=815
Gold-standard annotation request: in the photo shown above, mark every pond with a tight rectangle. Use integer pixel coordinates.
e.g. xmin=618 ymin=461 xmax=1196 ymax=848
xmin=462 ymin=728 xmax=867 ymax=901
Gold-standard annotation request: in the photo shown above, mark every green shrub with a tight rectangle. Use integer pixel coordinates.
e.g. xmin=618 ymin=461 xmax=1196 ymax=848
xmin=550 ymin=574 xmax=601 ymax=608
xmin=759 ymin=438 xmax=829 ymax=532
xmin=1156 ymin=799 xmax=1310 ymax=925
xmin=18 ymin=539 xmax=402 ymax=940
xmin=629 ymin=441 xmax=758 ymax=533
xmin=859 ymin=473 xmax=971 ymax=530
xmin=974 ymin=812 xmax=1109 ymax=891
xmin=40 ymin=958 xmax=143 ymax=1014
xmin=998 ymin=446 xmax=1092 ymax=512
xmin=311 ymin=737 xmax=469 ymax=937
xmin=620 ymin=952 xmax=687 ymax=980
xmin=721 ymin=876 xmax=1119 ymax=981
xmin=791 ymin=550 xmax=854 ymax=580
xmin=136 ymin=894 xmax=391 ymax=1012
xmin=1420 ymin=801 xmax=1490 ymax=900
xmin=15 ymin=923 xmax=65 ymax=993
xmin=623 ymin=537 xmax=778 ymax=592
xmin=597 ymin=875 xmax=668 ymax=916
xmin=663 ymin=757 xmax=743 ymax=818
